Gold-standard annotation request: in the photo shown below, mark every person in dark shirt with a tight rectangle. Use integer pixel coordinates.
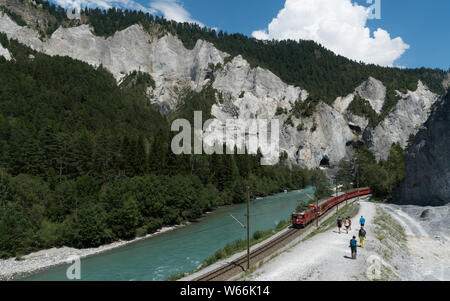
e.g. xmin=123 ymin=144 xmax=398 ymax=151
xmin=359 ymin=228 xmax=366 ymax=248
xmin=337 ymin=217 xmax=343 ymax=234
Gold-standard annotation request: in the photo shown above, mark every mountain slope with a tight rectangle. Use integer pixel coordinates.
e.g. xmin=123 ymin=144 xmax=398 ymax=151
xmin=394 ymin=90 xmax=450 ymax=206
xmin=0 ymin=0 xmax=447 ymax=169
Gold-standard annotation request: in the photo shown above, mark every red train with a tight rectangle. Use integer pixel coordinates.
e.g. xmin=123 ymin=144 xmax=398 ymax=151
xmin=291 ymin=187 xmax=372 ymax=228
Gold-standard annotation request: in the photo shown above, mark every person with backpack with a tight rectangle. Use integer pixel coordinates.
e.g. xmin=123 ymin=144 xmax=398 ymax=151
xmin=358 ymin=228 xmax=366 ymax=248
xmin=337 ymin=217 xmax=343 ymax=234
xmin=344 ymin=217 xmax=350 ymax=234
xmin=350 ymin=236 xmax=358 ymax=259
xmin=360 ymin=216 xmax=366 ymax=227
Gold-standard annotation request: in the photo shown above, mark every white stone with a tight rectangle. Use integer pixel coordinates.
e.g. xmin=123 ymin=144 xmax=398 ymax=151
xmin=356 ymin=77 xmax=386 ymax=114
xmin=367 ymin=81 xmax=439 ymax=161
xmin=0 ymin=43 xmax=11 ymax=60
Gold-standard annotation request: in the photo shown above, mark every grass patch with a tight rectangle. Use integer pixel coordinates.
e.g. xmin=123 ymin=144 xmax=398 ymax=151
xmin=166 ymin=272 xmax=188 ymax=281
xmin=364 ymin=207 xmax=406 ymax=281
xmin=372 ymin=207 xmax=407 ymax=262
xmin=165 ymin=220 xmax=290 ymax=281
xmin=201 ymin=220 xmax=291 ymax=268
xmin=303 ymin=200 xmax=360 ymax=241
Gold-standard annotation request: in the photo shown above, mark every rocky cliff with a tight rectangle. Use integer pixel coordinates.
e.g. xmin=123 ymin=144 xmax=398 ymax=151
xmin=364 ymin=81 xmax=439 ymax=161
xmin=0 ymin=42 xmax=10 ymax=60
xmin=0 ymin=8 xmax=442 ymax=169
xmin=394 ymin=91 xmax=450 ymax=206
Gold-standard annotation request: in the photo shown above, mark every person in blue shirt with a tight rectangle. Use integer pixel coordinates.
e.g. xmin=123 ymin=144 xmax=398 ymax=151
xmin=360 ymin=216 xmax=366 ymax=227
xmin=350 ymin=236 xmax=358 ymax=259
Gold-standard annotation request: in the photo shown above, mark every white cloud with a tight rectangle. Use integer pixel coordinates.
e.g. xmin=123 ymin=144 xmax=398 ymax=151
xmin=150 ymin=0 xmax=203 ymax=26
xmin=252 ymin=0 xmax=409 ymax=66
xmin=53 ymin=0 xmax=154 ymax=13
xmin=53 ymin=0 xmax=203 ymax=25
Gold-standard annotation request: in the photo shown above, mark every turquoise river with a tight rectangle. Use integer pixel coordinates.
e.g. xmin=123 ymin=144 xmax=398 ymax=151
xmin=24 ymin=187 xmax=315 ymax=281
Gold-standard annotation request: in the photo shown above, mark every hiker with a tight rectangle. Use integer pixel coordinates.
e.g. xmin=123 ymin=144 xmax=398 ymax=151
xmin=350 ymin=236 xmax=358 ymax=259
xmin=337 ymin=217 xmax=343 ymax=234
xmin=359 ymin=228 xmax=366 ymax=248
xmin=360 ymin=216 xmax=366 ymax=227
xmin=344 ymin=217 xmax=350 ymax=234
xmin=348 ymin=217 xmax=352 ymax=231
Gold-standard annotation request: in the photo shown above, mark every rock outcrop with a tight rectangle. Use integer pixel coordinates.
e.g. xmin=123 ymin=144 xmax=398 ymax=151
xmin=281 ymin=102 xmax=355 ymax=169
xmin=394 ymin=90 xmax=450 ymax=206
xmin=0 ymin=43 xmax=10 ymax=60
xmin=0 ymin=10 xmax=442 ymax=169
xmin=364 ymin=81 xmax=439 ymax=161
xmin=355 ymin=77 xmax=386 ymax=114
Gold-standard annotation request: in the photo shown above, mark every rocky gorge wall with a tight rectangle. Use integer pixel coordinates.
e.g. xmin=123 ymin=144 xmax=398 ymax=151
xmin=394 ymin=91 xmax=450 ymax=206
xmin=0 ymin=11 xmax=442 ymax=169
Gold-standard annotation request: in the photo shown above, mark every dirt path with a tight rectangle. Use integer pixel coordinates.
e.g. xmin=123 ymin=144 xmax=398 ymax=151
xmin=380 ymin=203 xmax=450 ymax=280
xmin=246 ymin=200 xmax=377 ymax=281
xmin=245 ymin=201 xmax=450 ymax=281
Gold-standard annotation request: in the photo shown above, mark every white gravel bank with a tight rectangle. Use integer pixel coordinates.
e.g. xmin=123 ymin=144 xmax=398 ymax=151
xmin=0 ymin=225 xmax=182 ymax=281
xmin=245 ymin=201 xmax=450 ymax=281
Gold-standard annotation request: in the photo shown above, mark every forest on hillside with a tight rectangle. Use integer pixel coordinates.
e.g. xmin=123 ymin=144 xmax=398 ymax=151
xmin=3 ymin=0 xmax=447 ymax=120
xmin=0 ymin=1 xmax=425 ymax=259
xmin=0 ymin=33 xmax=333 ymax=259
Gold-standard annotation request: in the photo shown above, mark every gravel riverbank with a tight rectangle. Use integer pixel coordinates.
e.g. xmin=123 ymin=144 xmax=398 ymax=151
xmin=0 ymin=225 xmax=183 ymax=281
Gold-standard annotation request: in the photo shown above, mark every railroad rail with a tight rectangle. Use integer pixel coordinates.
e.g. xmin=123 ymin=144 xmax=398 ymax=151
xmin=193 ymin=193 xmax=371 ymax=281
xmin=194 ymin=228 xmax=301 ymax=281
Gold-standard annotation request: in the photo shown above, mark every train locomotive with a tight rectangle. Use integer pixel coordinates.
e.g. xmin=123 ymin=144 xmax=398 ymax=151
xmin=292 ymin=187 xmax=372 ymax=228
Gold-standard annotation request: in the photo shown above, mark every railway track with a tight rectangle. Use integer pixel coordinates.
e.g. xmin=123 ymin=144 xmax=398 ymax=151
xmin=193 ymin=194 xmax=371 ymax=281
xmin=194 ymin=227 xmax=303 ymax=281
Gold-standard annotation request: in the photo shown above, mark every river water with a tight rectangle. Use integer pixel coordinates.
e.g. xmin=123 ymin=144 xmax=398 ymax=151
xmin=24 ymin=187 xmax=315 ymax=281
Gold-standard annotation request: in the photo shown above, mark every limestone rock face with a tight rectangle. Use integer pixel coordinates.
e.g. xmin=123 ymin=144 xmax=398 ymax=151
xmin=443 ymin=73 xmax=450 ymax=90
xmin=279 ymin=102 xmax=355 ymax=169
xmin=0 ymin=43 xmax=11 ymax=60
xmin=213 ymin=55 xmax=308 ymax=105
xmin=0 ymin=13 xmax=228 ymax=111
xmin=0 ymin=12 xmax=442 ymax=169
xmin=333 ymin=93 xmax=368 ymax=136
xmin=333 ymin=93 xmax=354 ymax=114
xmin=356 ymin=77 xmax=386 ymax=114
xmin=364 ymin=81 xmax=439 ymax=161
xmin=394 ymin=91 xmax=450 ymax=206
xmin=0 ymin=11 xmax=42 ymax=50
xmin=346 ymin=112 xmax=369 ymax=135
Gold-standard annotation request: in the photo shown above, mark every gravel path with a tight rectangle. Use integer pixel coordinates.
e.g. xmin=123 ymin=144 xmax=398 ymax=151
xmin=245 ymin=201 xmax=450 ymax=281
xmin=245 ymin=200 xmax=377 ymax=281
xmin=380 ymin=203 xmax=450 ymax=280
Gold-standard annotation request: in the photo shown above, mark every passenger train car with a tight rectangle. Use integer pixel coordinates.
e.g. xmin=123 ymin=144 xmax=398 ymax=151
xmin=292 ymin=187 xmax=372 ymax=228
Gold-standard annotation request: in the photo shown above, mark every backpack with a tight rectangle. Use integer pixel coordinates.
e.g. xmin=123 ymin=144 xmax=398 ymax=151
xmin=350 ymin=239 xmax=357 ymax=247
xmin=359 ymin=229 xmax=366 ymax=237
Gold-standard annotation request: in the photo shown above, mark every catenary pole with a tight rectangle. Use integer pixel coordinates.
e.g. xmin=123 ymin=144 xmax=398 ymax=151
xmin=246 ymin=185 xmax=250 ymax=271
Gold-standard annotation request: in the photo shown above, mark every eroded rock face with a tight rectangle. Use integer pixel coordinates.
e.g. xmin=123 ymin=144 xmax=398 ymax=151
xmin=0 ymin=11 xmax=43 ymax=50
xmin=356 ymin=77 xmax=386 ymax=114
xmin=280 ymin=102 xmax=355 ymax=169
xmin=394 ymin=92 xmax=450 ymax=206
xmin=364 ymin=81 xmax=439 ymax=161
xmin=333 ymin=93 xmax=354 ymax=114
xmin=0 ymin=12 xmax=441 ymax=169
xmin=0 ymin=43 xmax=11 ymax=60
xmin=443 ymin=73 xmax=450 ymax=90
xmin=213 ymin=55 xmax=308 ymax=105
xmin=0 ymin=13 xmax=228 ymax=111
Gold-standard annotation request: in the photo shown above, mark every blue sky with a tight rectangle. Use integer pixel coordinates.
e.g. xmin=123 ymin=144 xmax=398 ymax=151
xmin=52 ymin=0 xmax=449 ymax=70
